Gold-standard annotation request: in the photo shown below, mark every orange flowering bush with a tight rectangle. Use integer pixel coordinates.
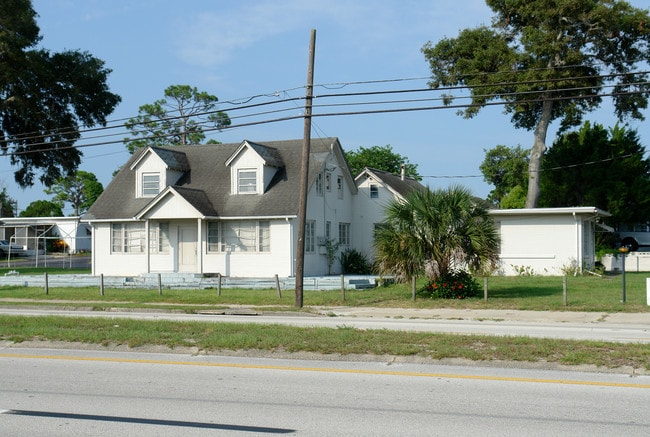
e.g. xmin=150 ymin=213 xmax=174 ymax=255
xmin=418 ymin=270 xmax=479 ymax=299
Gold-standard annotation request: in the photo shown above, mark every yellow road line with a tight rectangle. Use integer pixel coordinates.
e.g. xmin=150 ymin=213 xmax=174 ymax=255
xmin=1 ymin=352 xmax=649 ymax=389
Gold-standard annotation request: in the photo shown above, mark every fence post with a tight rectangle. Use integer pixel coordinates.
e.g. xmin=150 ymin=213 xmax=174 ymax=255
xmin=483 ymin=277 xmax=488 ymax=301
xmin=217 ymin=273 xmax=222 ymax=296
xmin=340 ymin=274 xmax=345 ymax=301
xmin=100 ymin=273 xmax=104 ymax=296
xmin=158 ymin=273 xmax=162 ymax=296
xmin=275 ymin=274 xmax=282 ymax=299
xmin=44 ymin=272 xmax=49 ymax=295
xmin=412 ymin=276 xmax=416 ymax=301
xmin=563 ymin=275 xmax=567 ymax=306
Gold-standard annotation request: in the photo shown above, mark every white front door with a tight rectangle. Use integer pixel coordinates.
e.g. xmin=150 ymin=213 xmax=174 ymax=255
xmin=178 ymin=226 xmax=197 ymax=272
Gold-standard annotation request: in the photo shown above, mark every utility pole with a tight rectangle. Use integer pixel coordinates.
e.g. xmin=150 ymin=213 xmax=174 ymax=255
xmin=295 ymin=29 xmax=316 ymax=308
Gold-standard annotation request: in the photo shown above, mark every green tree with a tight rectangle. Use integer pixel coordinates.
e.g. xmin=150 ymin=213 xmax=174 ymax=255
xmin=374 ymin=186 xmax=500 ymax=283
xmin=124 ymin=84 xmax=231 ymax=153
xmin=479 ymin=145 xmax=529 ymax=207
xmin=0 ymin=0 xmax=121 ymax=187
xmin=422 ymin=0 xmax=650 ymax=208
xmin=539 ymin=121 xmax=650 ymax=229
xmin=345 ymin=145 xmax=420 ymax=179
xmin=45 ymin=170 xmax=104 ymax=216
xmin=20 ymin=200 xmax=63 ymax=217
xmin=0 ymin=188 xmax=16 ymax=217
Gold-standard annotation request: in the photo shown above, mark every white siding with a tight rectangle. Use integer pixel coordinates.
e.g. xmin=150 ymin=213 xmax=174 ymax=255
xmin=91 ymin=222 xmax=149 ymax=275
xmin=494 ymin=213 xmax=587 ymax=275
xmin=304 ymin=166 xmax=355 ymax=276
xmin=201 ymin=219 xmax=293 ymax=277
xmin=352 ymin=175 xmax=396 ymax=260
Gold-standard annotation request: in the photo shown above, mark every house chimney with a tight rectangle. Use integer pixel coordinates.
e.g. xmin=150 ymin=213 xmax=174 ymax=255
xmin=400 ymin=164 xmax=405 ymax=181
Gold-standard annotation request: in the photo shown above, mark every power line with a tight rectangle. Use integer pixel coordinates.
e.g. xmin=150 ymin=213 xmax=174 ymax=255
xmin=5 ymin=68 xmax=648 ymax=149
xmin=2 ymin=70 xmax=649 ymax=158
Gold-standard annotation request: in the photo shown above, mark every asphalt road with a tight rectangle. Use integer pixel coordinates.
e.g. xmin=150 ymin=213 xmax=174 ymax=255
xmin=1 ymin=348 xmax=649 ymax=436
xmin=0 ymin=306 xmax=649 ymax=343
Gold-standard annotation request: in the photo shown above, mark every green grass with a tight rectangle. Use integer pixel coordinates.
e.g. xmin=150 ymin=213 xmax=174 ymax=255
xmin=0 ymin=266 xmax=90 ymax=275
xmin=1 ymin=271 xmax=648 ymax=370
xmin=0 ymin=272 xmax=648 ymax=313
xmin=1 ymin=315 xmax=648 ymax=370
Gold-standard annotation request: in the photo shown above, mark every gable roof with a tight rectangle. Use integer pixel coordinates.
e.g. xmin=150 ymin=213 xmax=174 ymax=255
xmin=134 ymin=186 xmax=218 ymax=219
xmin=355 ymin=167 xmax=426 ymax=199
xmin=225 ymin=140 xmax=284 ymax=168
xmin=84 ymin=138 xmax=350 ymax=221
xmin=129 ymin=146 xmax=190 ymax=171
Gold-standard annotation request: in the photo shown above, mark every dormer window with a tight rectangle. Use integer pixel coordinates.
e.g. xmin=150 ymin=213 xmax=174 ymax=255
xmin=370 ymin=184 xmax=379 ymax=198
xmin=238 ymin=169 xmax=257 ymax=193
xmin=142 ymin=173 xmax=160 ymax=197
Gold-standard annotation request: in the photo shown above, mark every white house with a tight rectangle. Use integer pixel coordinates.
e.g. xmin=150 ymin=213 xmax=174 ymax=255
xmin=353 ymin=167 xmax=425 ymax=260
xmin=83 ymin=137 xmax=610 ymax=278
xmin=83 ymin=138 xmax=358 ymax=277
xmin=490 ymin=207 xmax=610 ymax=275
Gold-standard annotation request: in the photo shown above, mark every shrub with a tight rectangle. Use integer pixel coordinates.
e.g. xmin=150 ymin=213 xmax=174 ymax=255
xmin=339 ymin=248 xmax=372 ymax=274
xmin=418 ymin=270 xmax=480 ymax=299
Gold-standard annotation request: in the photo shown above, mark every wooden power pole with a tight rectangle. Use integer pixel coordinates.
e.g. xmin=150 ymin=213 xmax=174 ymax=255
xmin=295 ymin=29 xmax=316 ymax=308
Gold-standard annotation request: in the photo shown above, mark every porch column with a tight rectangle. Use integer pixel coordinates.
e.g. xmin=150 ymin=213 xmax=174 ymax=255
xmin=573 ymin=212 xmax=582 ymax=274
xmin=197 ymin=218 xmax=203 ymax=274
xmin=145 ymin=219 xmax=151 ymax=273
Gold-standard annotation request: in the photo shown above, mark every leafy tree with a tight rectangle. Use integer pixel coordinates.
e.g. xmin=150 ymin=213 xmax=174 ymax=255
xmin=45 ymin=170 xmax=104 ymax=216
xmin=500 ymin=185 xmax=527 ymax=209
xmin=0 ymin=0 xmax=121 ymax=187
xmin=124 ymin=85 xmax=231 ymax=153
xmin=539 ymin=121 xmax=650 ymax=229
xmin=0 ymin=188 xmax=16 ymax=217
xmin=373 ymin=186 xmax=500 ymax=283
xmin=20 ymin=200 xmax=63 ymax=217
xmin=479 ymin=145 xmax=529 ymax=207
xmin=345 ymin=145 xmax=420 ymax=179
xmin=422 ymin=0 xmax=650 ymax=208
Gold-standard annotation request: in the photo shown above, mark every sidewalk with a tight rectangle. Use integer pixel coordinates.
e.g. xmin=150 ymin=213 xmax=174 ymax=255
xmin=316 ymin=306 xmax=650 ymax=325
xmin=1 ymin=298 xmax=648 ymax=325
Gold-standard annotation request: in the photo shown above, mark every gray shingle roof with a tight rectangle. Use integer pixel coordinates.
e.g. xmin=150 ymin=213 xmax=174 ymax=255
xmin=245 ymin=141 xmax=284 ymax=168
xmin=357 ymin=168 xmax=426 ymax=198
xmin=84 ymin=138 xmax=343 ymax=221
xmin=150 ymin=146 xmax=190 ymax=171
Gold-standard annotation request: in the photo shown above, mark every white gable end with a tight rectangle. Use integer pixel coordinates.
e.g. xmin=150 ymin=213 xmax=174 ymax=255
xmin=226 ymin=142 xmax=280 ymax=194
xmin=129 ymin=148 xmax=186 ymax=198
xmin=139 ymin=191 xmax=202 ymax=219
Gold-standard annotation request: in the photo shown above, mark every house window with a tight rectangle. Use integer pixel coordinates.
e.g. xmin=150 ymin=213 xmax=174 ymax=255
xmin=149 ymin=222 xmax=170 ymax=253
xmin=325 ymin=172 xmax=331 ymax=191
xmin=370 ymin=184 xmax=379 ymax=199
xmin=316 ymin=173 xmax=323 ymax=196
xmin=325 ymin=221 xmax=331 ymax=240
xmin=111 ymin=223 xmax=145 ymax=253
xmin=238 ymin=169 xmax=257 ymax=193
xmin=207 ymin=222 xmax=220 ymax=252
xmin=142 ymin=173 xmax=160 ymax=197
xmin=217 ymin=220 xmax=270 ymax=252
xmin=337 ymin=176 xmax=343 ymax=199
xmin=338 ymin=222 xmax=350 ymax=246
xmin=305 ymin=220 xmax=315 ymax=253
xmin=258 ymin=220 xmax=270 ymax=252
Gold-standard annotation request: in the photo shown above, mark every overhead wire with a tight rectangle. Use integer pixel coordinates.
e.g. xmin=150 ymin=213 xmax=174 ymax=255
xmin=6 ymin=66 xmax=648 ymax=148
xmin=2 ymin=69 xmax=649 ymax=158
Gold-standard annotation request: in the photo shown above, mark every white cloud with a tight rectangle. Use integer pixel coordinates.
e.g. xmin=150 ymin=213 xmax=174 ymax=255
xmin=174 ymin=0 xmax=492 ymax=67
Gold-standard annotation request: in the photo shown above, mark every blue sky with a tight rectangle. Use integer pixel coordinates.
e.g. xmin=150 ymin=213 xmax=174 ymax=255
xmin=4 ymin=0 xmax=650 ymax=215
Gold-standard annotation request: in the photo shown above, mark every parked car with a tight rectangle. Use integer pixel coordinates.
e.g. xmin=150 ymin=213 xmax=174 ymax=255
xmin=0 ymin=240 xmax=26 ymax=257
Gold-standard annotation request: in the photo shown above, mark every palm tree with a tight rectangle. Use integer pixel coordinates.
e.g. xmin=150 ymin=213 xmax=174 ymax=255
xmin=374 ymin=186 xmax=500 ymax=282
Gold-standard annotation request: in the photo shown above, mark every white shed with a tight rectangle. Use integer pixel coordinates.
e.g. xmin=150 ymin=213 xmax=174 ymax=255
xmin=490 ymin=207 xmax=610 ymax=276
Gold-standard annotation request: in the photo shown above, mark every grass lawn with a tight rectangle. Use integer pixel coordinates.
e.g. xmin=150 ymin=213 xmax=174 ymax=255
xmin=0 ymin=270 xmax=648 ymax=371
xmin=0 ymin=270 xmax=648 ymax=313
